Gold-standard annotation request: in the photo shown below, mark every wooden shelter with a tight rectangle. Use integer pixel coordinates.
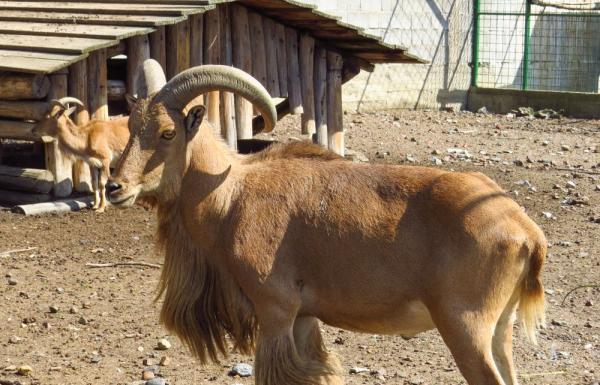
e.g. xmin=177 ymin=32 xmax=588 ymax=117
xmin=0 ymin=0 xmax=424 ymax=202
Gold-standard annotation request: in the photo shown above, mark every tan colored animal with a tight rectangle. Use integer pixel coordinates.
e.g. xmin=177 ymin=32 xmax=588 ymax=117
xmin=32 ymin=98 xmax=130 ymax=212
xmin=108 ymin=61 xmax=546 ymax=385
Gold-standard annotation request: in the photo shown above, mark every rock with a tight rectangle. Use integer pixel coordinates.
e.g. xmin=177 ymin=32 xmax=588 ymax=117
xmin=55 ymin=287 xmax=64 ymax=294
xmin=78 ymin=316 xmax=89 ymax=325
xmin=551 ymin=319 xmax=567 ymax=327
xmin=49 ymin=305 xmax=59 ymax=313
xmin=584 ymin=343 xmax=593 ymax=350
xmin=334 ymin=336 xmax=344 ymax=345
xmin=585 ymin=300 xmax=593 ymax=307
xmin=22 ymin=317 xmax=36 ymax=325
xmin=566 ymin=181 xmax=577 ymax=189
xmin=4 ymin=365 xmax=17 ymax=371
xmin=142 ymin=371 xmax=155 ymax=380
xmin=447 ymin=147 xmax=472 ymax=159
xmin=90 ymin=355 xmax=101 ymax=364
xmin=7 ymin=278 xmax=17 ymax=286
xmin=557 ymin=351 xmax=570 ymax=359
xmin=349 ymin=367 xmax=370 ymax=374
xmin=370 ymin=368 xmax=386 ymax=380
xmin=17 ymin=365 xmax=32 ymax=375
xmin=477 ymin=106 xmax=489 ymax=114
xmin=431 ymin=156 xmax=443 ymax=166
xmin=9 ymin=335 xmax=22 ymax=344
xmin=375 ymin=151 xmax=390 ymax=159
xmin=143 ymin=358 xmax=157 ymax=366
xmin=156 ymin=338 xmax=171 ymax=350
xmin=159 ymin=356 xmax=171 ymax=366
xmin=541 ymin=212 xmax=555 ymax=220
xmin=513 ymin=159 xmax=524 ymax=167
xmin=229 ymin=363 xmax=253 ymax=377
xmin=69 ymin=306 xmax=79 ymax=314
xmin=409 ymin=378 xmax=425 ymax=385
xmin=146 ymin=378 xmax=166 ymax=385
xmin=561 ymin=144 xmax=571 ymax=152
xmin=405 ymin=154 xmax=417 ymax=163
xmin=344 ymin=149 xmax=369 ymax=163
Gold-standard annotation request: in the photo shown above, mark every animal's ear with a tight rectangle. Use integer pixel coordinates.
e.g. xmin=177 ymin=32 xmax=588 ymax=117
xmin=125 ymin=94 xmax=138 ymax=111
xmin=64 ymin=106 xmax=77 ymax=118
xmin=185 ymin=105 xmax=206 ymax=138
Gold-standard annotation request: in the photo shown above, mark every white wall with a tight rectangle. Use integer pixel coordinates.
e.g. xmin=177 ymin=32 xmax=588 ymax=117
xmin=296 ymin=0 xmax=474 ymax=111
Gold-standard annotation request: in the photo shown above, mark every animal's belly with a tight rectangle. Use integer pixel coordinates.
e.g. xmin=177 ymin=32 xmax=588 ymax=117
xmin=312 ymin=300 xmax=436 ymax=337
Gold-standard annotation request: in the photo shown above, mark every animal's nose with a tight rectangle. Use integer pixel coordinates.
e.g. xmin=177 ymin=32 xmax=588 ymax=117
xmin=106 ymin=180 xmax=122 ymax=194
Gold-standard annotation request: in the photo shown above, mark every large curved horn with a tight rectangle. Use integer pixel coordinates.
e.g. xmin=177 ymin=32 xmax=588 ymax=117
xmin=137 ymin=59 xmax=167 ymax=98
xmin=57 ymin=97 xmax=84 ymax=108
xmin=154 ymin=65 xmax=277 ymax=133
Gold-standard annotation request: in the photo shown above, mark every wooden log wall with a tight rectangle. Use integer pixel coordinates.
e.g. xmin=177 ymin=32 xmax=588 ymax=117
xmin=69 ymin=59 xmax=92 ymax=193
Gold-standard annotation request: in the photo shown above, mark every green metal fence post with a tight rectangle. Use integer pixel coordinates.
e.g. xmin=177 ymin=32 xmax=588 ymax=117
xmin=522 ymin=0 xmax=532 ymax=90
xmin=471 ymin=0 xmax=480 ymax=87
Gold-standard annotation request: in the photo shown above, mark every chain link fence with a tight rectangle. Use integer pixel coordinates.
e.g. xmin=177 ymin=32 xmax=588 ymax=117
xmin=472 ymin=0 xmax=600 ymax=92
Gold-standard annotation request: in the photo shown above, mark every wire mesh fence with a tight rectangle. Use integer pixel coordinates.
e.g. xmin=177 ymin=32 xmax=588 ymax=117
xmin=472 ymin=0 xmax=600 ymax=93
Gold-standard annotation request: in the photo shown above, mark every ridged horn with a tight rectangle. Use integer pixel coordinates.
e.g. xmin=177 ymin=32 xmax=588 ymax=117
xmin=58 ymin=97 xmax=85 ymax=107
xmin=153 ymin=65 xmax=277 ymax=133
xmin=137 ymin=59 xmax=167 ymax=98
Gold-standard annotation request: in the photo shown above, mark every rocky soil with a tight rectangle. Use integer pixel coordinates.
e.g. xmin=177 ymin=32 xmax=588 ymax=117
xmin=1 ymin=109 xmax=599 ymax=385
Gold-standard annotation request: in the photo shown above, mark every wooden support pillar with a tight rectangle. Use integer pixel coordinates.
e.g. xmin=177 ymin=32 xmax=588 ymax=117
xmin=327 ymin=51 xmax=344 ymax=156
xmin=46 ymin=72 xmax=73 ymax=197
xmin=314 ymin=46 xmax=327 ymax=147
xmin=126 ymin=35 xmax=151 ymax=96
xmin=88 ymin=49 xmax=108 ymax=120
xmin=285 ymin=28 xmax=303 ymax=115
xmin=68 ymin=60 xmax=92 ymax=193
xmin=219 ymin=4 xmax=236 ymax=149
xmin=204 ymin=9 xmax=221 ymax=131
xmin=248 ymin=11 xmax=267 ymax=88
xmin=274 ymin=23 xmax=288 ymax=97
xmin=149 ymin=26 xmax=167 ymax=70
xmin=263 ymin=17 xmax=280 ymax=97
xmin=232 ymin=4 xmax=253 ymax=139
xmin=166 ymin=20 xmax=190 ymax=80
xmin=300 ymin=33 xmax=315 ymax=136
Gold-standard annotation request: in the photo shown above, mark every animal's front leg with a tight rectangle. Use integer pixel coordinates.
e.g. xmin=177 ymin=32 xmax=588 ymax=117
xmin=96 ymin=160 xmax=111 ymax=213
xmin=91 ymin=166 xmax=100 ymax=210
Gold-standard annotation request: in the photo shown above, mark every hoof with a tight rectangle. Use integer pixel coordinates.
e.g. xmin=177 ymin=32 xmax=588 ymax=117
xmin=94 ymin=207 xmax=106 ymax=213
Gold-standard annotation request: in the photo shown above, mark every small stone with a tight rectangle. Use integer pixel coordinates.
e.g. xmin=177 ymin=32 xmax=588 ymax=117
xmin=561 ymin=144 xmax=571 ymax=151
xmin=17 ymin=365 xmax=32 ymax=375
xmin=541 ymin=212 xmax=555 ymax=220
xmin=159 ymin=356 xmax=171 ymax=366
xmin=156 ymin=338 xmax=171 ymax=350
xmin=431 ymin=156 xmax=443 ymax=166
xmin=22 ymin=317 xmax=36 ymax=325
xmin=146 ymin=378 xmax=166 ymax=385
xmin=4 ymin=365 xmax=17 ymax=371
xmin=9 ymin=335 xmax=22 ymax=344
xmin=143 ymin=358 xmax=157 ymax=366
xmin=69 ymin=306 xmax=79 ymax=314
xmin=90 ymin=355 xmax=101 ymax=364
xmin=477 ymin=106 xmax=489 ymax=114
xmin=91 ymin=248 xmax=104 ymax=254
xmin=78 ymin=316 xmax=89 ymax=325
xmin=566 ymin=181 xmax=577 ymax=189
xmin=595 ymin=184 xmax=600 ymax=191
xmin=557 ymin=351 xmax=570 ymax=359
xmin=55 ymin=287 xmax=64 ymax=294
xmin=142 ymin=371 xmax=155 ymax=380
xmin=585 ymin=300 xmax=593 ymax=307
xmin=49 ymin=305 xmax=59 ymax=314
xmin=551 ymin=319 xmax=567 ymax=327
xmin=584 ymin=343 xmax=593 ymax=350
xmin=7 ymin=278 xmax=17 ymax=286
xmin=229 ymin=363 xmax=253 ymax=377
xmin=349 ymin=367 xmax=370 ymax=374
xmin=333 ymin=336 xmax=344 ymax=345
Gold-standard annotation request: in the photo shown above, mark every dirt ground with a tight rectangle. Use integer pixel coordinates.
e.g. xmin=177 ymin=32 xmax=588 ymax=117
xmin=1 ymin=109 xmax=599 ymax=385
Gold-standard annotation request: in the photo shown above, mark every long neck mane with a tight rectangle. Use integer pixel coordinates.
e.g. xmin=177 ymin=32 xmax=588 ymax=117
xmin=56 ymin=119 xmax=88 ymax=157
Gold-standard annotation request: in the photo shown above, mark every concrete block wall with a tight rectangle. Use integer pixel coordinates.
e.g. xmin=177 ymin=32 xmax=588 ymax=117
xmin=296 ymin=0 xmax=474 ymax=111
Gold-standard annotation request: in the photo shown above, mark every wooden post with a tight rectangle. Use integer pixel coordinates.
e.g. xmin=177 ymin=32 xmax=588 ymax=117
xmin=46 ymin=72 xmax=73 ymax=197
xmin=327 ymin=51 xmax=344 ymax=156
xmin=300 ymin=33 xmax=315 ymax=136
xmin=126 ymin=35 xmax=151 ymax=96
xmin=88 ymin=49 xmax=108 ymax=120
xmin=232 ymin=4 xmax=253 ymax=139
xmin=188 ymin=13 xmax=205 ymax=107
xmin=0 ymin=73 xmax=50 ymax=100
xmin=314 ymin=46 xmax=327 ymax=147
xmin=262 ymin=17 xmax=280 ymax=97
xmin=275 ymin=23 xmax=288 ymax=97
xmin=166 ymin=20 xmax=190 ymax=80
xmin=204 ymin=9 xmax=221 ymax=131
xmin=219 ymin=4 xmax=236 ymax=148
xmin=149 ymin=26 xmax=167 ymax=70
xmin=248 ymin=11 xmax=267 ymax=88
xmin=68 ymin=60 xmax=92 ymax=193
xmin=285 ymin=28 xmax=303 ymax=115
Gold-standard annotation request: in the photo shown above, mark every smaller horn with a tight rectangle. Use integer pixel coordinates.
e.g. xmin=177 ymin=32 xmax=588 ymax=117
xmin=57 ymin=97 xmax=85 ymax=107
xmin=137 ymin=59 xmax=167 ymax=98
xmin=49 ymin=99 xmax=67 ymax=110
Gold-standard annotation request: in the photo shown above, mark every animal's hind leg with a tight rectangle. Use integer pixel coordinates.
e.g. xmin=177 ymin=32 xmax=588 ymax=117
xmin=433 ymin=310 xmax=506 ymax=385
xmin=255 ymin=314 xmax=340 ymax=385
xmin=91 ymin=167 xmax=100 ymax=210
xmin=293 ymin=316 xmax=343 ymax=385
xmin=492 ymin=300 xmax=519 ymax=385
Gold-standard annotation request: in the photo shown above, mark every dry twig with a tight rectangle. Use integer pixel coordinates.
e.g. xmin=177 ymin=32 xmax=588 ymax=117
xmin=0 ymin=247 xmax=37 ymax=257
xmin=561 ymin=284 xmax=600 ymax=305
xmin=86 ymin=261 xmax=162 ymax=269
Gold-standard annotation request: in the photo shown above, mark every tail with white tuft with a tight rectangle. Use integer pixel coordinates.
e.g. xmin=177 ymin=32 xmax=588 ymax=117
xmin=518 ymin=240 xmax=546 ymax=344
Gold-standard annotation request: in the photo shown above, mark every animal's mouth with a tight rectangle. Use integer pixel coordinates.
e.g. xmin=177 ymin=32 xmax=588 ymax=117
xmin=109 ymin=191 xmax=137 ymax=207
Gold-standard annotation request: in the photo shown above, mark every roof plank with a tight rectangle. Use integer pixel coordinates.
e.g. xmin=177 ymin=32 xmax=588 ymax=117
xmin=0 ymin=50 xmax=85 ymax=73
xmin=0 ymin=22 xmax=153 ymax=39
xmin=0 ymin=11 xmax=188 ymax=27
xmin=0 ymin=2 xmax=211 ymax=16
xmin=0 ymin=33 xmax=118 ymax=55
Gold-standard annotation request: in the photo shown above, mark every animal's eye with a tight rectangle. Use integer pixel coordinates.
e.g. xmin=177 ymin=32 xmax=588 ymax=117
xmin=161 ymin=130 xmax=176 ymax=140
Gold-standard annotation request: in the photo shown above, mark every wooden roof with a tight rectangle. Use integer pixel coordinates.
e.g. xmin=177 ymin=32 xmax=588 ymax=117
xmin=0 ymin=0 xmax=425 ymax=74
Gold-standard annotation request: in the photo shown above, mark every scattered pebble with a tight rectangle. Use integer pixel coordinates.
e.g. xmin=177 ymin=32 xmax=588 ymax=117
xmin=17 ymin=365 xmax=32 ymax=375
xmin=8 ymin=336 xmax=22 ymax=344
xmin=157 ymin=339 xmax=171 ymax=350
xmin=146 ymin=378 xmax=166 ymax=385
xmin=142 ymin=370 xmax=155 ymax=380
xmin=349 ymin=367 xmax=370 ymax=374
xmin=7 ymin=278 xmax=17 ymax=286
xmin=90 ymin=355 xmax=101 ymax=364
xmin=159 ymin=356 xmax=171 ymax=366
xmin=69 ymin=306 xmax=79 ymax=314
xmin=229 ymin=363 xmax=253 ymax=377
xmin=49 ymin=305 xmax=59 ymax=314
xmin=78 ymin=316 xmax=89 ymax=325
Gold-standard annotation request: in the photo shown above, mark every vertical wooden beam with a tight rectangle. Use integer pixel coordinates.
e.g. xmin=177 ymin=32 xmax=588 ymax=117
xmin=314 ymin=46 xmax=327 ymax=147
xmin=190 ymin=14 xmax=204 ymax=67
xmin=262 ymin=17 xmax=280 ymax=97
xmin=327 ymin=51 xmax=344 ymax=156
xmin=300 ymin=33 xmax=315 ymax=136
xmin=248 ymin=11 xmax=267 ymax=88
xmin=149 ymin=26 xmax=167 ymax=71
xmin=166 ymin=20 xmax=190 ymax=80
xmin=275 ymin=22 xmax=288 ymax=97
xmin=126 ymin=34 xmax=151 ymax=96
xmin=285 ymin=28 xmax=303 ymax=115
xmin=88 ymin=49 xmax=108 ymax=120
xmin=219 ymin=4 xmax=236 ymax=149
xmin=46 ymin=72 xmax=73 ymax=197
xmin=232 ymin=4 xmax=253 ymax=139
xmin=68 ymin=60 xmax=92 ymax=193
xmin=204 ymin=9 xmax=221 ymax=131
